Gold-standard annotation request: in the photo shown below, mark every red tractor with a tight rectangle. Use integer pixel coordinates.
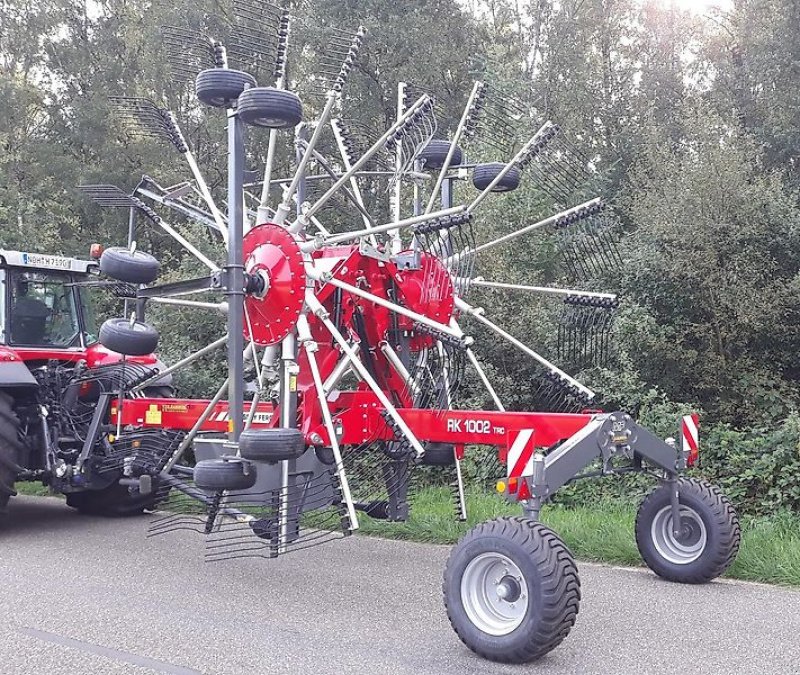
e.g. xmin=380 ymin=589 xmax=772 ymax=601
xmin=0 ymin=248 xmax=173 ymax=518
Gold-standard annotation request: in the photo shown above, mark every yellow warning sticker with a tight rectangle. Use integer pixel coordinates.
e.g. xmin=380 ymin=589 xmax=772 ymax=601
xmin=145 ymin=405 xmax=162 ymax=425
xmin=290 ymin=375 xmax=298 ymax=392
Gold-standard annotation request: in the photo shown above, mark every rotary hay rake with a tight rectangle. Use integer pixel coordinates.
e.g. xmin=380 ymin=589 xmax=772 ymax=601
xmin=79 ymin=3 xmax=741 ymax=664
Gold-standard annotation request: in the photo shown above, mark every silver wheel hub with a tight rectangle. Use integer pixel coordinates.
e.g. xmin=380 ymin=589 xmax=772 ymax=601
xmin=461 ymin=553 xmax=529 ymax=636
xmin=651 ymin=504 xmax=707 ymax=565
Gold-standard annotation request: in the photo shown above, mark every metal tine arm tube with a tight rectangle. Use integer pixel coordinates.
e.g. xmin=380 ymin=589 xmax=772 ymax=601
xmin=390 ymin=82 xmax=406 ymax=252
xmin=298 ymin=140 xmax=375 ymax=228
xmin=131 ymin=335 xmax=228 ymax=392
xmin=446 ymin=198 xmax=603 ymax=265
xmin=147 ymin=106 xmax=228 ymax=246
xmin=424 ymin=81 xmax=484 ymax=215
xmin=467 ymin=121 xmax=555 ymax=214
xmin=133 ymin=197 xmax=220 ymax=272
xmin=275 ymin=93 xmax=338 ymax=226
xmin=331 ymin=118 xmax=377 ymax=245
xmin=297 ymin=314 xmax=359 ymax=531
xmin=379 ymin=340 xmax=420 ymax=398
xmin=304 ymin=205 xmax=465 ymax=250
xmin=323 ymin=352 xmax=360 ymax=395
xmin=256 ymin=8 xmax=292 ymax=224
xmin=468 ymin=278 xmax=617 ymax=300
xmin=306 ymin=291 xmax=426 ymax=457
xmin=148 ymin=297 xmax=227 ymax=311
xmin=455 ymin=296 xmax=595 ymax=400
xmin=276 ymin=28 xmax=366 ymax=228
xmin=162 ymin=378 xmax=229 ymax=473
xmin=298 ymin=94 xmax=433 ymax=223
xmin=449 ymin=318 xmax=505 ymax=411
xmin=182 ymin=138 xmax=229 ymax=247
xmin=135 ymin=185 xmax=218 ymax=231
xmin=312 ymin=272 xmax=464 ymax=340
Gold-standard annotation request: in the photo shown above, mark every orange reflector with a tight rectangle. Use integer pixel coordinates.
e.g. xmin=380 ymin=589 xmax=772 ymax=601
xmin=228 ymin=419 xmax=234 ymax=433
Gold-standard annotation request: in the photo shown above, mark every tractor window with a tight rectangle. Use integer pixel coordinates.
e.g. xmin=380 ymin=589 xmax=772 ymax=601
xmin=77 ymin=285 xmax=99 ymax=345
xmin=8 ymin=271 xmax=81 ymax=347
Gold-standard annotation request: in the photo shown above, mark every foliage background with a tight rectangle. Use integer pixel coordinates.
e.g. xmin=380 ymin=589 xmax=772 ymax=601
xmin=2 ymin=0 xmax=799 ymax=514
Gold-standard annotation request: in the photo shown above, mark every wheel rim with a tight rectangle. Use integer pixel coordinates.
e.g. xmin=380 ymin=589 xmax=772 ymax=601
xmin=461 ymin=552 xmax=529 ymax=636
xmin=651 ymin=504 xmax=707 ymax=565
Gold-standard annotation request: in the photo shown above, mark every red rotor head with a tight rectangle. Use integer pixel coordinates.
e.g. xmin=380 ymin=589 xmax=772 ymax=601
xmin=242 ymin=223 xmax=306 ymax=346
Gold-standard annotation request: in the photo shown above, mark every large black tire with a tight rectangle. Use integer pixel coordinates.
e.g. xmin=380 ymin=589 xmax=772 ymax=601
xmin=635 ymin=477 xmax=740 ymax=584
xmin=443 ymin=516 xmax=580 ymax=663
xmin=66 ymin=483 xmax=162 ymax=517
xmin=472 ymin=162 xmax=521 ymax=192
xmin=99 ymin=318 xmax=159 ymax=356
xmin=196 ymin=68 xmax=257 ymax=108
xmin=238 ymin=428 xmax=306 ymax=463
xmin=237 ymin=87 xmax=303 ymax=129
xmin=100 ymin=247 xmax=160 ymax=284
xmin=194 ymin=457 xmax=257 ymax=491
xmin=419 ymin=140 xmax=464 ymax=169
xmin=420 ymin=442 xmax=456 ymax=466
xmin=0 ymin=393 xmax=21 ymax=519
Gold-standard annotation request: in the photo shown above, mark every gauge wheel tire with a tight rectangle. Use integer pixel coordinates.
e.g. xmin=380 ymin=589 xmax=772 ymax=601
xmin=238 ymin=428 xmax=306 ymax=463
xmin=421 ymin=442 xmax=456 ymax=466
xmin=443 ymin=516 xmax=581 ymax=663
xmin=99 ymin=318 xmax=159 ymax=356
xmin=635 ymin=477 xmax=740 ymax=584
xmin=0 ymin=393 xmax=22 ymax=520
xmin=196 ymin=68 xmax=257 ymax=108
xmin=472 ymin=162 xmax=521 ymax=192
xmin=66 ymin=483 xmax=163 ymax=517
xmin=419 ymin=140 xmax=464 ymax=169
xmin=194 ymin=458 xmax=258 ymax=492
xmin=237 ymin=87 xmax=303 ymax=129
xmin=100 ymin=247 xmax=160 ymax=284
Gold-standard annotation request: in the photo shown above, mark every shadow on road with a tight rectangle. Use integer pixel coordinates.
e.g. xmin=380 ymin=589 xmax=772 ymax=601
xmin=2 ymin=496 xmax=146 ymax=538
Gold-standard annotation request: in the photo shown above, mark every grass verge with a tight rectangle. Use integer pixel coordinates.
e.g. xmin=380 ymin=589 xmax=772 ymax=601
xmin=357 ymin=487 xmax=800 ymax=587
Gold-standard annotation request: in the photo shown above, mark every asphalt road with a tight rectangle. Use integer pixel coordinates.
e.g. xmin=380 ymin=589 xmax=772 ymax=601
xmin=1 ymin=496 xmax=799 ymax=675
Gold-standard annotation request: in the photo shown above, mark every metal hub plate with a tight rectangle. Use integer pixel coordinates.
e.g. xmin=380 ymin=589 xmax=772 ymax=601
xmin=242 ymin=223 xmax=306 ymax=345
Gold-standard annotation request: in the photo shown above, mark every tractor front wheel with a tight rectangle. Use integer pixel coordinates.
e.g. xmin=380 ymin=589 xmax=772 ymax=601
xmin=443 ymin=516 xmax=581 ymax=663
xmin=0 ymin=393 xmax=21 ymax=520
xmin=635 ymin=477 xmax=740 ymax=583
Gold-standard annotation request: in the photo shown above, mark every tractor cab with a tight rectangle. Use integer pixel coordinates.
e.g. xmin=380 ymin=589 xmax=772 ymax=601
xmin=0 ymin=250 xmax=99 ymax=350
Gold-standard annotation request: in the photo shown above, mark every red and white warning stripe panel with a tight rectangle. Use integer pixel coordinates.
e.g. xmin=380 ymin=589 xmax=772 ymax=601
xmin=681 ymin=413 xmax=699 ymax=466
xmin=506 ymin=429 xmax=535 ymax=478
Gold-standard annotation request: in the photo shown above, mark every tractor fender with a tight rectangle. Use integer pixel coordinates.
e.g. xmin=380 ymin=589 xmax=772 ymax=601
xmin=0 ymin=348 xmax=37 ymax=389
xmin=83 ymin=344 xmax=173 ymax=386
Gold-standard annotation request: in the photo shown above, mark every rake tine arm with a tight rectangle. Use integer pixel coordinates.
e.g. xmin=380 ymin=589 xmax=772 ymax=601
xmin=298 ymin=94 xmax=434 ymax=225
xmin=331 ymin=118 xmax=378 ymax=245
xmin=455 ymin=296 xmax=595 ymax=401
xmin=304 ymin=205 xmax=466 ymax=250
xmin=305 ymin=291 xmax=426 ymax=458
xmin=449 ymin=318 xmax=505 ymax=411
xmin=445 ymin=198 xmax=602 ymax=266
xmin=273 ymin=27 xmax=366 ymax=228
xmin=423 ymin=81 xmax=484 ymax=216
xmin=297 ymin=314 xmax=359 ymax=532
xmin=309 ymin=272 xmax=465 ymax=341
xmin=466 ymin=278 xmax=617 ymax=301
